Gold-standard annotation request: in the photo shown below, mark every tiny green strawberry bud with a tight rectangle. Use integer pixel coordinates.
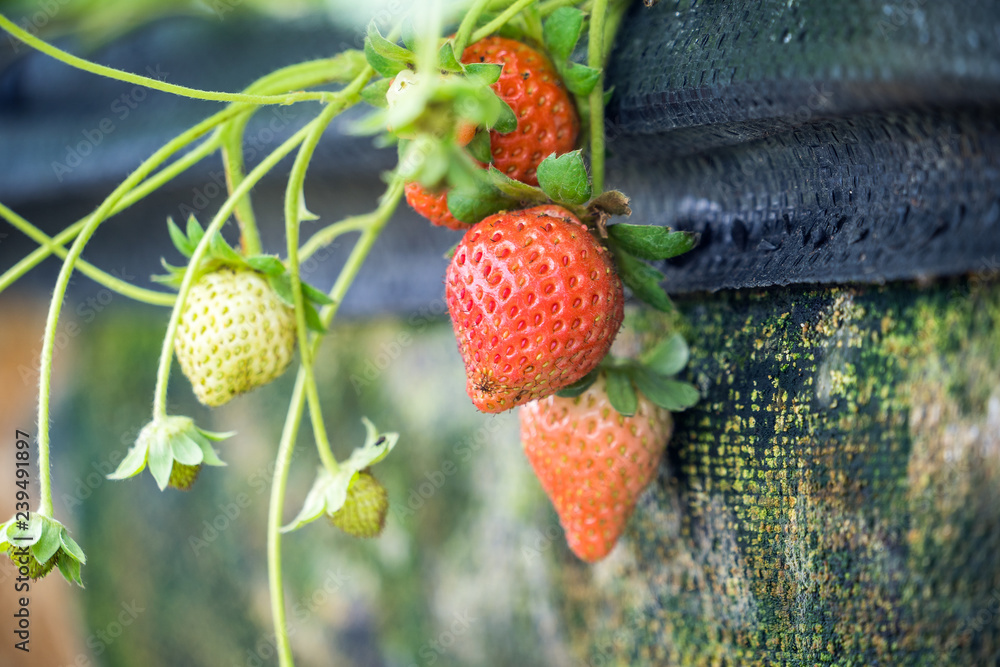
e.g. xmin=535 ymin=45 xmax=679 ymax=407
xmin=6 ymin=544 xmax=58 ymax=579
xmin=168 ymin=462 xmax=202 ymax=491
xmin=330 ymin=471 xmax=389 ymax=538
xmin=0 ymin=513 xmax=87 ymax=586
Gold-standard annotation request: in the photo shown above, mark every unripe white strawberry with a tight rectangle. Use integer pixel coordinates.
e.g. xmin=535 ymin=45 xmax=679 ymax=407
xmin=175 ymin=267 xmax=296 ymax=407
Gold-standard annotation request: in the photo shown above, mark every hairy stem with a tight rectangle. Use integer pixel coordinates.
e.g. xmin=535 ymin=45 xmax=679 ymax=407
xmin=453 ymin=0 xmax=492 ymax=54
xmin=587 ymin=0 xmax=608 ymax=194
xmin=471 ymin=0 xmax=538 ymax=42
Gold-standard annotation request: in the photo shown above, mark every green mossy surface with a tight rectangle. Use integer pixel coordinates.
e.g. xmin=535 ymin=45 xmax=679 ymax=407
xmin=566 ymin=278 xmax=1000 ymax=666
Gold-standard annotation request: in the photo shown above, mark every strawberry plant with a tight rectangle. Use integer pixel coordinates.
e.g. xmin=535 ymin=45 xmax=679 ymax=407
xmin=0 ymin=0 xmax=701 ymax=662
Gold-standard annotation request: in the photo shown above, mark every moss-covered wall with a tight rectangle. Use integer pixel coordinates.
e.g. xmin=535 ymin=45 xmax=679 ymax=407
xmin=565 ymin=277 xmax=1000 ymax=666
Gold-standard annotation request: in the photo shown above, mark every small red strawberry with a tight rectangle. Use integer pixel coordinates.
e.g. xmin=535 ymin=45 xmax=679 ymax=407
xmin=406 ymin=36 xmax=579 ymax=228
xmin=520 ymin=374 xmax=673 ymax=562
xmin=446 ymin=205 xmax=624 ymax=412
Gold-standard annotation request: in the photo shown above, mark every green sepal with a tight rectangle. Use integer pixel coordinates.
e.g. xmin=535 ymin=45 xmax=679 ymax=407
xmin=447 ymin=179 xmax=511 ymax=224
xmin=437 ymin=41 xmax=463 ymax=72
xmin=32 ymin=522 xmax=63 ymax=564
xmin=209 ymin=230 xmax=244 ymax=265
xmin=400 ymin=18 xmax=418 ymax=51
xmin=563 ymin=63 xmax=602 ymax=96
xmin=556 ymin=367 xmax=599 ymax=397
xmin=364 ymin=22 xmax=413 ymax=77
xmin=246 ymin=255 xmax=285 ymax=276
xmin=0 ymin=514 xmax=87 ymax=586
xmin=185 ymin=215 xmax=205 ymax=250
xmin=443 ymin=240 xmax=463 ymax=260
xmin=147 ymin=434 xmax=174 ymax=490
xmin=537 ymin=150 xmax=591 ymax=206
xmin=360 ymin=78 xmax=393 ymax=109
xmin=543 ymin=7 xmax=585 ymax=62
xmin=169 ymin=433 xmax=204 ymax=466
xmin=301 ymin=281 xmax=334 ymax=306
xmin=605 ymin=368 xmax=638 ymax=417
xmin=167 ymin=217 xmax=194 ymax=257
xmin=604 ymin=86 xmax=615 ymax=106
xmin=282 ymin=418 xmax=398 ymax=533
xmin=487 ymin=166 xmax=550 ymax=204
xmin=467 ymin=129 xmax=492 ymax=163
xmin=633 ymin=369 xmax=700 ymax=411
xmin=493 ymin=99 xmax=518 ymax=134
xmin=464 ymin=62 xmax=504 ymax=85
xmin=611 ymin=247 xmax=675 ymax=312
xmin=108 ymin=416 xmax=230 ymax=491
xmin=59 ymin=529 xmax=87 ymax=564
xmin=267 ymin=273 xmax=295 ymax=305
xmin=57 ymin=554 xmax=83 ymax=587
xmin=608 ymin=224 xmax=700 ymax=260
xmin=303 ymin=303 xmax=326 ymax=333
xmin=641 ymin=332 xmax=689 ymax=377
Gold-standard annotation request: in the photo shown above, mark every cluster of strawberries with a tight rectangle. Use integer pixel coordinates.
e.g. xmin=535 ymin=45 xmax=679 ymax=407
xmin=149 ymin=32 xmax=698 ymax=562
xmin=402 ymin=36 xmax=698 ymax=562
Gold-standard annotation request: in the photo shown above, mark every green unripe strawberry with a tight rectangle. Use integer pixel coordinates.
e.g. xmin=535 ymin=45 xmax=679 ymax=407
xmin=168 ymin=462 xmax=202 ymax=491
xmin=175 ymin=267 xmax=296 ymax=407
xmin=330 ymin=471 xmax=389 ymax=538
xmin=6 ymin=545 xmax=58 ymax=579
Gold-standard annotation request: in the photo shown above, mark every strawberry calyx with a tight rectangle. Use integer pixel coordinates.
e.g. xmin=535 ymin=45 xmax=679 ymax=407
xmin=108 ymin=415 xmax=232 ymax=492
xmin=281 ymin=418 xmax=397 ymax=536
xmin=557 ymin=332 xmax=700 ymax=415
xmin=154 ymin=216 xmax=333 ymax=332
xmin=0 ymin=513 xmax=87 ymax=586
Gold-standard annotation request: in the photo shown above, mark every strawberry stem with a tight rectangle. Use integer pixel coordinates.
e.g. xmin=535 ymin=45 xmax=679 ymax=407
xmin=454 ymin=0 xmax=492 ymax=55
xmin=587 ymin=0 xmax=608 ymax=195
xmin=0 ymin=14 xmax=337 ymax=107
xmin=471 ymin=0 xmax=538 ymax=43
xmin=221 ymin=118 xmax=264 ymax=257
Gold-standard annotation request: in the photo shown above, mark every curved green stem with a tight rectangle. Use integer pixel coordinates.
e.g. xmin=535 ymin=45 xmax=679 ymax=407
xmin=221 ymin=118 xmax=262 ymax=256
xmin=284 ymin=104 xmax=342 ymax=477
xmin=0 ymin=14 xmax=333 ymax=107
xmin=150 ymin=120 xmax=319 ymax=419
xmin=34 ymin=109 xmax=243 ymax=517
xmin=298 ymin=214 xmax=372 ymax=262
xmin=0 ymin=203 xmax=175 ymax=306
xmin=587 ymin=0 xmax=608 ymax=194
xmin=453 ymin=0 xmax=492 ymax=54
xmin=267 ymin=173 xmax=404 ymax=667
xmin=471 ymin=0 xmax=538 ymax=42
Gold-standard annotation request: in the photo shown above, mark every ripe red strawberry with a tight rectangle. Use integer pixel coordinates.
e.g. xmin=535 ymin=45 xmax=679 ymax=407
xmin=445 ymin=205 xmax=624 ymax=412
xmin=406 ymin=36 xmax=579 ymax=228
xmin=520 ymin=375 xmax=673 ymax=562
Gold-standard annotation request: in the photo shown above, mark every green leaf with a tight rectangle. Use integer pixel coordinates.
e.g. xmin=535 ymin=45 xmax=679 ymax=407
xmin=612 ymin=248 xmax=674 ymax=312
xmin=437 ymin=41 xmax=463 ymax=71
xmin=167 ymin=217 xmax=193 ymax=257
xmin=536 ymin=150 xmax=591 ymax=205
xmin=360 ymin=77 xmax=393 ymax=109
xmin=642 ymin=333 xmax=689 ymax=377
xmin=493 ymin=99 xmax=517 ymax=134
xmin=605 ymin=369 xmax=638 ymax=417
xmin=563 ymin=63 xmax=602 ymax=97
xmin=447 ymin=181 xmax=511 ymax=224
xmin=633 ymin=369 xmax=700 ymax=411
xmin=543 ymin=7 xmax=585 ymax=62
xmin=268 ymin=273 xmax=295 ymax=306
xmin=556 ymin=367 xmax=599 ymax=397
xmin=246 ymin=255 xmax=285 ymax=276
xmin=608 ymin=224 xmax=700 ymax=260
xmin=32 ymin=523 xmax=62 ymax=564
xmin=467 ymin=129 xmax=492 ymax=163
xmin=464 ymin=62 xmax=503 ymax=85
xmin=301 ymin=280 xmax=334 ymax=306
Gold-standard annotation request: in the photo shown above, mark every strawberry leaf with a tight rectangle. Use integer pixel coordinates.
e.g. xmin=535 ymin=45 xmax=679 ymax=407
xmin=608 ymin=224 xmax=700 ymax=260
xmin=562 ymin=63 xmax=602 ymax=97
xmin=464 ymin=62 xmax=504 ymax=85
xmin=605 ymin=369 xmax=638 ymax=417
xmin=633 ymin=370 xmax=700 ymax=411
xmin=467 ymin=129 xmax=492 ymax=163
xmin=360 ymin=78 xmax=393 ymax=109
xmin=641 ymin=332 xmax=689 ymax=377
xmin=167 ymin=217 xmax=193 ymax=257
xmin=493 ymin=99 xmax=518 ymax=134
xmin=556 ymin=367 xmax=599 ymax=397
xmin=537 ymin=150 xmax=591 ymax=206
xmin=246 ymin=255 xmax=285 ymax=276
xmin=611 ymin=247 xmax=674 ymax=312
xmin=543 ymin=7 xmax=585 ymax=62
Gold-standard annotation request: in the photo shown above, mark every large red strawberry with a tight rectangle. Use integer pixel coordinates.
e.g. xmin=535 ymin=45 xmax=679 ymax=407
xmin=520 ymin=374 xmax=673 ymax=562
xmin=406 ymin=36 xmax=579 ymax=228
xmin=445 ymin=205 xmax=623 ymax=412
